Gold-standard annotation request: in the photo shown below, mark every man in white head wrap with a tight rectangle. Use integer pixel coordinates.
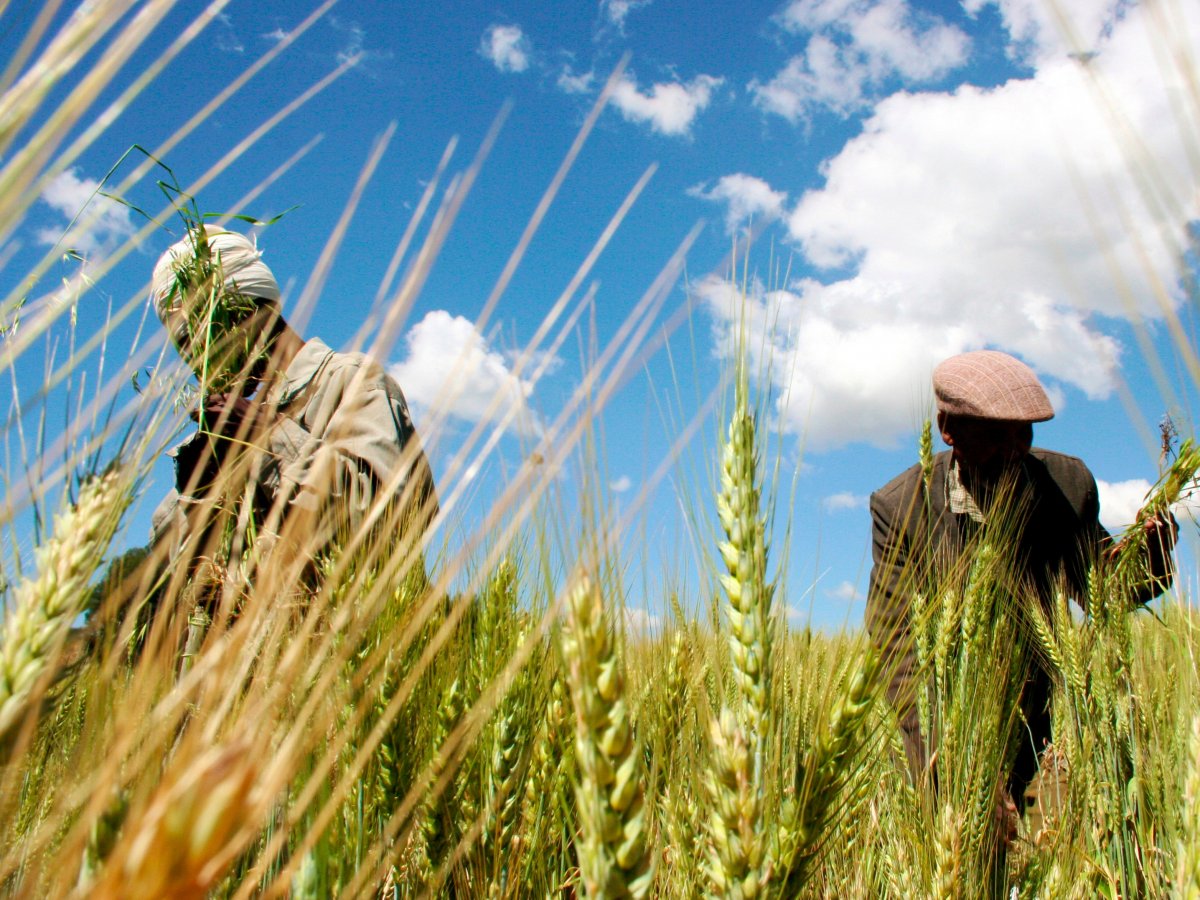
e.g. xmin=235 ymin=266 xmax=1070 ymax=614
xmin=149 ymin=225 xmax=437 ymax=583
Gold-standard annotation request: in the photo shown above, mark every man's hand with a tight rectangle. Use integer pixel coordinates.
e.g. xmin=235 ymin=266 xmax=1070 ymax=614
xmin=192 ymin=392 xmax=278 ymax=441
xmin=995 ymin=786 xmax=1020 ymax=848
xmin=1106 ymin=510 xmax=1179 ymax=562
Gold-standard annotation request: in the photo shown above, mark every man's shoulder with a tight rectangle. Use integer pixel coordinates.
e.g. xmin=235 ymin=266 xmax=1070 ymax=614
xmin=1027 ymin=447 xmax=1095 ymax=484
xmin=871 ymin=452 xmax=946 ymax=510
xmin=312 ymin=342 xmax=393 ymax=390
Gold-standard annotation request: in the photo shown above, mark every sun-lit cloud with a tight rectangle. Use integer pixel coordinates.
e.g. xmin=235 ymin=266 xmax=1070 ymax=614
xmin=752 ymin=0 xmax=969 ymax=120
xmin=610 ymin=475 xmax=633 ymax=493
xmin=481 ymin=24 xmax=531 ymax=74
xmin=610 ymin=72 xmax=722 ymax=137
xmin=35 ymin=168 xmax=136 ymax=256
xmin=688 ymin=174 xmax=787 ymax=235
xmin=705 ymin=3 xmax=1199 ymax=451
xmin=824 ymin=492 xmax=867 ymax=512
xmin=1097 ymin=478 xmax=1151 ymax=531
xmin=389 ymin=311 xmax=548 ymax=438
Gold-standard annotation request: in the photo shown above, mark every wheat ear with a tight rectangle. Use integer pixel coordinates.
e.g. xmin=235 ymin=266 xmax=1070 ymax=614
xmin=562 ymin=576 xmax=653 ymax=899
xmin=93 ymin=737 xmax=260 ymax=900
xmin=0 ymin=469 xmax=129 ymax=738
xmin=773 ymin=649 xmax=878 ymax=893
xmin=707 ymin=359 xmax=774 ymax=897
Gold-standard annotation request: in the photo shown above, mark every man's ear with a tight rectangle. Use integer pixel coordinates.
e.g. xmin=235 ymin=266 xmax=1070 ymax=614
xmin=937 ymin=412 xmax=954 ymax=447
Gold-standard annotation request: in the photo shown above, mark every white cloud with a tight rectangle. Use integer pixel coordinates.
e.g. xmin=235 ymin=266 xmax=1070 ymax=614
xmin=752 ymin=0 xmax=969 ymax=120
xmin=710 ymin=3 xmax=1199 ymax=450
xmin=389 ymin=311 xmax=547 ymax=437
xmin=610 ymin=475 xmax=633 ymax=493
xmin=824 ymin=492 xmax=867 ymax=512
xmin=481 ymin=24 xmax=530 ymax=74
xmin=558 ymin=66 xmax=595 ymax=94
xmin=826 ymin=580 xmax=863 ymax=602
xmin=602 ymin=0 xmax=652 ymax=30
xmin=215 ymin=12 xmax=244 ymax=54
xmin=332 ymin=19 xmax=366 ymax=67
xmin=36 ymin=168 xmax=136 ymax=256
xmin=688 ymin=174 xmax=787 ymax=235
xmin=610 ymin=72 xmax=722 ymax=137
xmin=965 ymin=0 xmax=1131 ymax=66
xmin=1097 ymin=478 xmax=1151 ymax=531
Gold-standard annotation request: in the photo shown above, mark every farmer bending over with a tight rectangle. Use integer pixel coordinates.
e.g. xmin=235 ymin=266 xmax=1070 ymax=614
xmin=148 ymin=225 xmax=437 ymax=589
xmin=866 ymin=350 xmax=1176 ymax=835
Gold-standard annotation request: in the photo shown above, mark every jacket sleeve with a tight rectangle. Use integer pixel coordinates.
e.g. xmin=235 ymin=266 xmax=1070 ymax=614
xmin=866 ymin=480 xmax=929 ymax=781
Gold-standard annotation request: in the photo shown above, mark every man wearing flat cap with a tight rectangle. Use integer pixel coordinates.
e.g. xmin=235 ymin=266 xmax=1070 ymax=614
xmin=866 ymin=349 xmax=1176 ymax=834
xmin=148 ymin=224 xmax=437 ymax=585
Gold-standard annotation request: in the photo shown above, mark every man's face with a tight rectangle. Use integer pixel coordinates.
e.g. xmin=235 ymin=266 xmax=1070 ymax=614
xmin=165 ymin=297 xmax=279 ymax=396
xmin=939 ymin=414 xmax=1033 ymax=480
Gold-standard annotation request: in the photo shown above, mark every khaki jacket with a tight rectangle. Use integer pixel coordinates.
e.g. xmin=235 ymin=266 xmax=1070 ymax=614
xmin=152 ymin=337 xmax=437 ymax=560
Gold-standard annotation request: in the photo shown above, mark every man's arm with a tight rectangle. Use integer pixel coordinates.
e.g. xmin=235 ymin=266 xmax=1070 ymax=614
xmin=1071 ymin=460 xmax=1177 ymax=605
xmin=265 ymin=359 xmax=437 ymax=550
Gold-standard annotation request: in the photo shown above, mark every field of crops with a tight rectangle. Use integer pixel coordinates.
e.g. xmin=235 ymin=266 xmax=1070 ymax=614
xmin=4 ymin=2 xmax=1200 ymax=899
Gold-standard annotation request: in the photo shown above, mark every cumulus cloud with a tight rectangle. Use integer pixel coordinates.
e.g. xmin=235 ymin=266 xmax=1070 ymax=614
xmin=1097 ymin=478 xmax=1151 ymax=531
xmin=610 ymin=475 xmax=633 ymax=493
xmin=688 ymin=174 xmax=787 ymax=235
xmin=752 ymin=0 xmax=969 ymax=120
xmin=480 ymin=24 xmax=531 ymax=73
xmin=824 ymin=492 xmax=867 ymax=512
xmin=36 ymin=168 xmax=136 ymax=256
xmin=708 ymin=4 xmax=1199 ymax=450
xmin=390 ymin=311 xmax=547 ymax=437
xmin=610 ymin=72 xmax=722 ymax=137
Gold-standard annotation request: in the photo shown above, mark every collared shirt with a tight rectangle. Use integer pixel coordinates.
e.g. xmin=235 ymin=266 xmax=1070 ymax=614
xmin=945 ymin=457 xmax=986 ymax=523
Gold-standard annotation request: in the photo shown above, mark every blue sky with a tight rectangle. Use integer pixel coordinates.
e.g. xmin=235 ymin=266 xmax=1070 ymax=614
xmin=3 ymin=0 xmax=1200 ymax=630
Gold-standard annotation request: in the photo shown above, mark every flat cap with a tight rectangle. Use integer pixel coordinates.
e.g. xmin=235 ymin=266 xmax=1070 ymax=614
xmin=933 ymin=350 xmax=1054 ymax=422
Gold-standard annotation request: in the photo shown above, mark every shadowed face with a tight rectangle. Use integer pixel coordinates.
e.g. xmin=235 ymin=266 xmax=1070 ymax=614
xmin=165 ymin=297 xmax=283 ymax=396
xmin=938 ymin=414 xmax=1033 ymax=482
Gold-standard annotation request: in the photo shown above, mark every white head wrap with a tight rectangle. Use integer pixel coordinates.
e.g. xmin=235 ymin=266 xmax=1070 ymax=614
xmin=150 ymin=224 xmax=281 ymax=320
